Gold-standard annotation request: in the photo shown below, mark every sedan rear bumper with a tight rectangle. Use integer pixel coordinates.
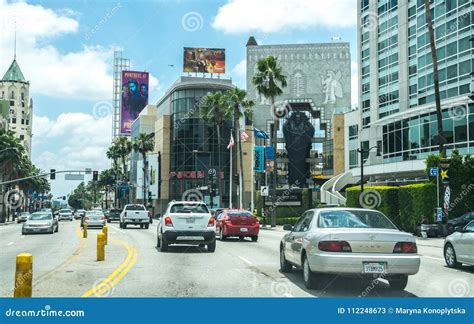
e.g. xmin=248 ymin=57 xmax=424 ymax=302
xmin=308 ymin=252 xmax=420 ymax=276
xmin=224 ymin=224 xmax=259 ymax=236
xmin=23 ymin=227 xmax=52 ymax=233
xmin=163 ymin=230 xmax=216 ymax=244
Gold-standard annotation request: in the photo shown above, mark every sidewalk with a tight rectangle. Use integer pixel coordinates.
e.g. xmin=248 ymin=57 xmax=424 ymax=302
xmin=0 ymin=220 xmax=15 ymax=226
xmin=415 ymin=237 xmax=444 ymax=249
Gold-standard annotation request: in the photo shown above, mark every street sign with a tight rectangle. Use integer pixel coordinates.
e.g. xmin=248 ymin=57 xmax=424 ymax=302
xmin=260 ymin=186 xmax=269 ymax=197
xmin=430 ymin=167 xmax=438 ymax=177
xmin=208 ymin=168 xmax=216 ymax=176
xmin=65 ymin=174 xmax=84 ymax=181
xmin=85 ymin=168 xmax=92 ymax=174
xmin=436 ymin=207 xmax=443 ymax=222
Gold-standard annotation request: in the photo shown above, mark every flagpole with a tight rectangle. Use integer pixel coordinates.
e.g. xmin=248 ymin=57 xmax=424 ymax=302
xmin=250 ymin=128 xmax=254 ymax=212
xmin=229 ymin=136 xmax=233 ymax=209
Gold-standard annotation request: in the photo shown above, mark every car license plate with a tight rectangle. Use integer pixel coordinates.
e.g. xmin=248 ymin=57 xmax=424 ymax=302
xmin=240 ymin=228 xmax=248 ymax=232
xmin=33 ymin=228 xmax=40 ymax=232
xmin=186 ymin=218 xmax=195 ymax=224
xmin=363 ymin=262 xmax=385 ymax=274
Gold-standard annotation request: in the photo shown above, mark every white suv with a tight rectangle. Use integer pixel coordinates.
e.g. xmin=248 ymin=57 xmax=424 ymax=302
xmin=157 ymin=201 xmax=216 ymax=252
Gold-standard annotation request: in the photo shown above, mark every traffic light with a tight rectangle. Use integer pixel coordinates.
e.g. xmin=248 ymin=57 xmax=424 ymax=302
xmin=50 ymin=169 xmax=56 ymax=180
xmin=148 ymin=191 xmax=152 ymax=202
xmin=93 ymin=171 xmax=98 ymax=181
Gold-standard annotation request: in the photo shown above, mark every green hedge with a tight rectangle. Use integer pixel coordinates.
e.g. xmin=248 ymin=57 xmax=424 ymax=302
xmin=346 ymin=183 xmax=437 ymax=232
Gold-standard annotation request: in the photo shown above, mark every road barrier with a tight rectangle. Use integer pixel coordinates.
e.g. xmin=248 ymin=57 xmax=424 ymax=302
xmin=97 ymin=233 xmax=105 ymax=261
xmin=14 ymin=253 xmax=33 ymax=297
xmin=83 ymin=223 xmax=88 ymax=238
xmin=103 ymin=225 xmax=108 ymax=245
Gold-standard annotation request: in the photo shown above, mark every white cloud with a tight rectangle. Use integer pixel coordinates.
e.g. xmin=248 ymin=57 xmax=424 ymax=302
xmin=0 ymin=0 xmax=158 ymax=101
xmin=32 ymin=112 xmax=112 ymax=194
xmin=212 ymin=0 xmax=357 ymax=34
xmin=351 ymin=60 xmax=358 ymax=106
xmin=231 ymin=59 xmax=246 ymax=78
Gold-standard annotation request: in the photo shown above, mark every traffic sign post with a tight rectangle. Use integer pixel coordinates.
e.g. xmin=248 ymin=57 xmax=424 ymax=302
xmin=430 ymin=167 xmax=440 ymax=209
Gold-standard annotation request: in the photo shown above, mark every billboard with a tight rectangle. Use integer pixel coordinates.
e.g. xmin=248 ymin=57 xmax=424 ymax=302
xmin=120 ymin=71 xmax=149 ymax=134
xmin=183 ymin=47 xmax=225 ymax=74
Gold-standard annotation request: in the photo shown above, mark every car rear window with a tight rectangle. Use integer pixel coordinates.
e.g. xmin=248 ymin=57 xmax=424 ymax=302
xmin=227 ymin=211 xmax=253 ymax=217
xmin=30 ymin=213 xmax=52 ymax=220
xmin=60 ymin=209 xmax=71 ymax=213
xmin=125 ymin=205 xmax=146 ymax=211
xmin=319 ymin=210 xmax=397 ymax=229
xmin=170 ymin=203 xmax=209 ymax=213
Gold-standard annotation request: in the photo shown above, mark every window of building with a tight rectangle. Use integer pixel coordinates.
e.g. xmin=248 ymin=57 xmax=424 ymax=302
xmin=11 ymin=118 xmax=16 ymax=123
xmin=349 ymin=125 xmax=359 ymax=140
xmin=20 ymin=135 xmax=24 ymax=140
xmin=10 ymin=91 xmax=14 ymax=100
xmin=9 ymin=101 xmax=14 ymax=106
xmin=21 ymin=93 xmax=25 ymax=100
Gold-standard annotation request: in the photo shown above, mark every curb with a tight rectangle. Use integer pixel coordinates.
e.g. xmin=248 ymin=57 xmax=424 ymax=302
xmin=0 ymin=221 xmax=16 ymax=226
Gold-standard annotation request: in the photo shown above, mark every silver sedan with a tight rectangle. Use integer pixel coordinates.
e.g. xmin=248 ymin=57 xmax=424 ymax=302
xmin=444 ymin=220 xmax=474 ymax=268
xmin=22 ymin=212 xmax=59 ymax=234
xmin=280 ymin=208 xmax=420 ymax=290
xmin=82 ymin=211 xmax=106 ymax=228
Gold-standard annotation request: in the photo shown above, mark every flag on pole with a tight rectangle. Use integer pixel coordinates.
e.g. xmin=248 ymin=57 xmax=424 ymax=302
xmin=240 ymin=131 xmax=249 ymax=142
xmin=227 ymin=134 xmax=235 ymax=149
xmin=253 ymin=127 xmax=269 ymax=139
xmin=443 ymin=185 xmax=451 ymax=212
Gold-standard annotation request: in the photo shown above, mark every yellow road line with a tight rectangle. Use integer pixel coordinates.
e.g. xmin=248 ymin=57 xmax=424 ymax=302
xmin=82 ymin=240 xmax=137 ymax=297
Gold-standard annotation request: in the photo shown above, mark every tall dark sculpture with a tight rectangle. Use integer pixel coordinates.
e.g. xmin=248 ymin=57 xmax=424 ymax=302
xmin=283 ymin=112 xmax=314 ymax=187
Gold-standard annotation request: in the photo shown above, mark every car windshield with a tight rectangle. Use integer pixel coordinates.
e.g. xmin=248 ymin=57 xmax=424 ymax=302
xmin=20 ymin=212 xmax=30 ymax=216
xmin=30 ymin=213 xmax=52 ymax=221
xmin=170 ymin=203 xmax=209 ymax=213
xmin=60 ymin=209 xmax=71 ymax=213
xmin=318 ymin=210 xmax=397 ymax=229
xmin=227 ymin=211 xmax=253 ymax=217
xmin=125 ymin=205 xmax=145 ymax=211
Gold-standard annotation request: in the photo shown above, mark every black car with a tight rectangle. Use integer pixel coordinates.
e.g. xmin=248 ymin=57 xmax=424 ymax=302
xmin=447 ymin=212 xmax=474 ymax=233
xmin=107 ymin=209 xmax=121 ymax=223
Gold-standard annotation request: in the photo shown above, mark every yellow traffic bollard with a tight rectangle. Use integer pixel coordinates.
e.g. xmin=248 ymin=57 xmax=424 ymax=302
xmin=102 ymin=225 xmax=108 ymax=245
xmin=83 ymin=223 xmax=88 ymax=238
xmin=14 ymin=253 xmax=33 ymax=297
xmin=97 ymin=233 xmax=105 ymax=261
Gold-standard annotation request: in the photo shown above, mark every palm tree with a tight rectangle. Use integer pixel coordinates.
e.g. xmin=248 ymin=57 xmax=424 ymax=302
xmin=200 ymin=91 xmax=229 ymax=208
xmin=252 ymin=55 xmax=287 ymax=227
xmin=106 ymin=144 xmax=121 ymax=207
xmin=225 ymin=87 xmax=255 ymax=209
xmin=132 ymin=133 xmax=155 ymax=204
xmin=114 ymin=136 xmax=132 ymax=181
xmin=424 ymin=0 xmax=445 ymax=157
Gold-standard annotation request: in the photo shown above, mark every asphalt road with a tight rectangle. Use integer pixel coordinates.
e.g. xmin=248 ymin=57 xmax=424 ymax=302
xmin=1 ymin=220 xmax=472 ymax=297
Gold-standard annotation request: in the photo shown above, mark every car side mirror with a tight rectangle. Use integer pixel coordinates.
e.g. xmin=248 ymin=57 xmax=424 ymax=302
xmin=283 ymin=224 xmax=293 ymax=231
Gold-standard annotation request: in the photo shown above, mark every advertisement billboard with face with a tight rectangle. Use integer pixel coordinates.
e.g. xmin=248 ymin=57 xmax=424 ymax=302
xmin=183 ymin=48 xmax=225 ymax=74
xmin=120 ymin=71 xmax=149 ymax=134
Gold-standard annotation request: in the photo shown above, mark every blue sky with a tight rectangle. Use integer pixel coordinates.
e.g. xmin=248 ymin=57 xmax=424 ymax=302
xmin=0 ymin=0 xmax=358 ymax=196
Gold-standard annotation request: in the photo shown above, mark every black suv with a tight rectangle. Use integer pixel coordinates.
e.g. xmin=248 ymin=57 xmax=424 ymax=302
xmin=447 ymin=212 xmax=474 ymax=233
xmin=107 ymin=209 xmax=121 ymax=223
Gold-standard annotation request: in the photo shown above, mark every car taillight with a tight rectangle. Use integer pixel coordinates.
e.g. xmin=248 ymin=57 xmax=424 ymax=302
xmin=318 ymin=241 xmax=352 ymax=252
xmin=208 ymin=217 xmax=215 ymax=227
xmin=85 ymin=217 xmax=89 ymax=221
xmin=101 ymin=216 xmax=106 ymax=220
xmin=164 ymin=216 xmax=173 ymax=227
xmin=224 ymin=217 xmax=232 ymax=224
xmin=393 ymin=242 xmax=417 ymax=253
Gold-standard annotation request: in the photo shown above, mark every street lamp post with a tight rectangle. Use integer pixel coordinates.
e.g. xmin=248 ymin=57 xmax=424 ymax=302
xmin=357 ymin=144 xmax=381 ymax=193
xmin=306 ymin=177 xmax=314 ymax=210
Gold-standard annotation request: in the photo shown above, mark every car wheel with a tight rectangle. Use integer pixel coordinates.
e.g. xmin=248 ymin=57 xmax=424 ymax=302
xmin=55 ymin=225 xmax=59 ymax=232
xmin=123 ymin=223 xmax=127 ymax=229
xmin=251 ymin=236 xmax=258 ymax=242
xmin=280 ymin=246 xmax=292 ymax=273
xmin=119 ymin=222 xmax=123 ymax=228
xmin=388 ymin=275 xmax=408 ymax=290
xmin=159 ymin=234 xmax=169 ymax=252
xmin=303 ymin=254 xmax=320 ymax=290
xmin=444 ymin=243 xmax=462 ymax=268
xmin=207 ymin=241 xmax=216 ymax=252
xmin=107 ymin=219 xmax=111 ymax=223
xmin=22 ymin=230 xmax=26 ymax=235
xmin=49 ymin=227 xmax=54 ymax=234
xmin=140 ymin=224 xmax=144 ymax=229
xmin=239 ymin=236 xmax=245 ymax=241
xmin=150 ymin=218 xmax=153 ymax=224
xmin=145 ymin=224 xmax=149 ymax=229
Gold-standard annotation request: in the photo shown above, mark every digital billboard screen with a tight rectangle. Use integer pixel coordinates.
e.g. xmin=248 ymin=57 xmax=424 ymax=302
xmin=120 ymin=71 xmax=149 ymax=134
xmin=183 ymin=47 xmax=225 ymax=74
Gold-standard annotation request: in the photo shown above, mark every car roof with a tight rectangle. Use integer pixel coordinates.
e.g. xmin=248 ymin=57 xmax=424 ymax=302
xmin=169 ymin=201 xmax=206 ymax=205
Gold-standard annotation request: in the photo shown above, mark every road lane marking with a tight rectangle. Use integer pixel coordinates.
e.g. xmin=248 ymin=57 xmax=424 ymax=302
xmin=82 ymin=240 xmax=137 ymax=297
xmin=421 ymin=255 xmax=444 ymax=261
xmin=238 ymin=256 xmax=252 ymax=265
xmin=109 ymin=224 xmax=125 ymax=234
xmin=7 ymin=242 xmax=13 ymax=246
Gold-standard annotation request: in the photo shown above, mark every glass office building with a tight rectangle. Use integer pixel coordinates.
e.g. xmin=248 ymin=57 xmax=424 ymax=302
xmin=354 ymin=0 xmax=473 ymax=173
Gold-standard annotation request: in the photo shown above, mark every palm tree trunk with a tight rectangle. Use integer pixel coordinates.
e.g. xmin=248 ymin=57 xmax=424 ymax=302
xmin=236 ymin=108 xmax=244 ymax=209
xmin=216 ymin=124 xmax=223 ymax=208
xmin=142 ymin=152 xmax=146 ymax=206
xmin=424 ymin=0 xmax=445 ymax=157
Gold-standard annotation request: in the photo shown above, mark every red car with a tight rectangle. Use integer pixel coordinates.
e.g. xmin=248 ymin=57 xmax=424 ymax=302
xmin=215 ymin=209 xmax=259 ymax=242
